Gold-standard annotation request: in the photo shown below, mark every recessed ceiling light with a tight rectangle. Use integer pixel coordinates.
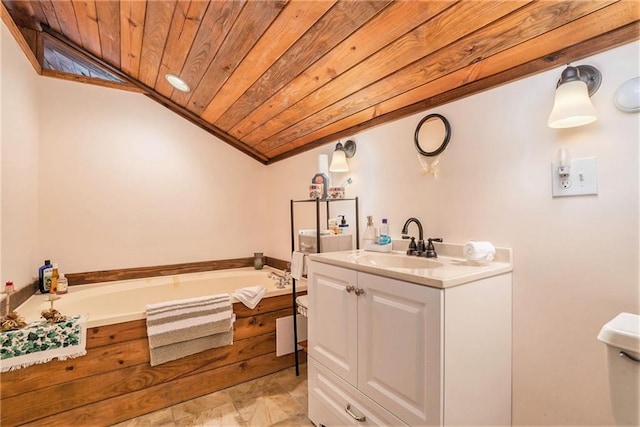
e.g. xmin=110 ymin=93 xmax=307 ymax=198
xmin=165 ymin=73 xmax=191 ymax=93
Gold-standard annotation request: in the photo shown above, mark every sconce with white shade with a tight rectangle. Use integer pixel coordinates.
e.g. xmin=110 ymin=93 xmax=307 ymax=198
xmin=548 ymin=64 xmax=602 ymax=128
xmin=329 ymin=140 xmax=356 ymax=172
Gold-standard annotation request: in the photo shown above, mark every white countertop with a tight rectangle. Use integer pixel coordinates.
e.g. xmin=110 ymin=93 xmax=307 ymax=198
xmin=308 ymin=242 xmax=512 ymax=288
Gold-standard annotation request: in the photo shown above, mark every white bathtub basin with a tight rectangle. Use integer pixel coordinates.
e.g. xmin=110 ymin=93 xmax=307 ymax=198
xmin=15 ymin=267 xmax=306 ymax=328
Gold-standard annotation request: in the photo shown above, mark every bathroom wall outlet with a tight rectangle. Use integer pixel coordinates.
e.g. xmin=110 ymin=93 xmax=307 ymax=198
xmin=551 ymin=157 xmax=598 ymax=197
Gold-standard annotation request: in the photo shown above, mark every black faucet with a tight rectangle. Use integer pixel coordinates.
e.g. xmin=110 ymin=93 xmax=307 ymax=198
xmin=401 ymin=217 xmax=426 ymax=255
xmin=402 ymin=218 xmax=444 ymax=257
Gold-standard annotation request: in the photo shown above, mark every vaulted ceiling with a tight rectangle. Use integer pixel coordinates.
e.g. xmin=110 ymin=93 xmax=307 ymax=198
xmin=2 ymin=1 xmax=639 ymax=164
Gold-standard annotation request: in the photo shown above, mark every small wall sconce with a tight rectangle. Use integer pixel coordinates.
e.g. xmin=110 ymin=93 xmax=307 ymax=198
xmin=329 ymin=139 xmax=356 ymax=172
xmin=548 ymin=64 xmax=602 ymax=128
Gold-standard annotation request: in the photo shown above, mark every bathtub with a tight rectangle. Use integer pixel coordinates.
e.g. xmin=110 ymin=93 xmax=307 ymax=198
xmin=16 ymin=266 xmax=306 ymax=328
xmin=4 ymin=266 xmax=308 ymax=426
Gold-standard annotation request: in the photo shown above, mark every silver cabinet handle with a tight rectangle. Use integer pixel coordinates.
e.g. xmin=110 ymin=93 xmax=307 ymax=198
xmin=345 ymin=404 xmax=366 ymax=422
xmin=620 ymin=351 xmax=640 ymax=363
xmin=346 ymin=285 xmax=355 ymax=293
xmin=354 ymin=288 xmax=365 ymax=296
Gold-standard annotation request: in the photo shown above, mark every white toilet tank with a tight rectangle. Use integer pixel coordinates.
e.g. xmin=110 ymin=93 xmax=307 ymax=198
xmin=597 ymin=312 xmax=640 ymax=426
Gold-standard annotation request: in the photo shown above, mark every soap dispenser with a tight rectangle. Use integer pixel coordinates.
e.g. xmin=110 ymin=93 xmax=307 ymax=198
xmin=363 ymin=215 xmax=377 ymax=246
xmin=338 ymin=215 xmax=349 ymax=234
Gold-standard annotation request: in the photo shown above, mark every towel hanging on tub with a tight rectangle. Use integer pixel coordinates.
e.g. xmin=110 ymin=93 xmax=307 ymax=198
xmin=146 ymin=294 xmax=234 ymax=366
xmin=0 ymin=315 xmax=88 ymax=372
xmin=232 ymin=285 xmax=267 ymax=310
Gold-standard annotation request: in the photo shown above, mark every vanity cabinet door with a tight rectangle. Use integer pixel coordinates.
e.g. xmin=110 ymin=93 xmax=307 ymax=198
xmin=357 ymin=272 xmax=443 ymax=427
xmin=308 ymin=261 xmax=359 ymax=386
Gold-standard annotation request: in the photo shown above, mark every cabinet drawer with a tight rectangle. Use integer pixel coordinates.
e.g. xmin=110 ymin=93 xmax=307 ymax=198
xmin=308 ymin=359 xmax=407 ymax=427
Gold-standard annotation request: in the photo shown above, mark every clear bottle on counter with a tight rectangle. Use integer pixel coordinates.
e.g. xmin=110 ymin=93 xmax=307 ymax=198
xmin=379 ymin=218 xmax=391 ymax=245
xmin=363 ymin=215 xmax=377 ymax=246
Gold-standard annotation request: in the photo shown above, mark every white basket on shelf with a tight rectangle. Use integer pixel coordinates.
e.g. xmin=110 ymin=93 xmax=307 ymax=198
xmin=296 ymin=295 xmax=309 ymax=318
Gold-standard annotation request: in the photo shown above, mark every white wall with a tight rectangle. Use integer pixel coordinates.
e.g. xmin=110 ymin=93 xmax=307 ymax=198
xmin=36 ymin=78 xmax=269 ymax=272
xmin=1 ymin=24 xmax=40 ymax=289
xmin=267 ymin=42 xmax=639 ymax=426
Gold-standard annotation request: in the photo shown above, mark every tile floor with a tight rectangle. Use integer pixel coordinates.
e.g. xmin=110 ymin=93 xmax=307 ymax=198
xmin=112 ymin=363 xmax=312 ymax=427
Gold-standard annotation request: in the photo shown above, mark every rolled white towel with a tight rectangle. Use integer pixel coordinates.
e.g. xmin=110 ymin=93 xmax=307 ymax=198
xmin=463 ymin=241 xmax=496 ymax=264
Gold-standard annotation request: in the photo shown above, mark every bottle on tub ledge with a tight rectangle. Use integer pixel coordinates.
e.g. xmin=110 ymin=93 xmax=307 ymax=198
xmin=39 ymin=259 xmax=53 ymax=294
xmin=254 ymin=252 xmax=264 ymax=270
xmin=50 ymin=263 xmax=59 ymax=294
xmin=57 ymin=273 xmax=68 ymax=294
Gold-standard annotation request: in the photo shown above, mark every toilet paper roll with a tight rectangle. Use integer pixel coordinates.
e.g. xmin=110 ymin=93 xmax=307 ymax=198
xmin=463 ymin=241 xmax=496 ymax=263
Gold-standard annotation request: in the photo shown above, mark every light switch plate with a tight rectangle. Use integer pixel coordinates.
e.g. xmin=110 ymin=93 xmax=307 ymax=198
xmin=551 ymin=157 xmax=598 ymax=197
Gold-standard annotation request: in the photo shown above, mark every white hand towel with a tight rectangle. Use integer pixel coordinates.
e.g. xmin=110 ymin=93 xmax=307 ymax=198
xmin=463 ymin=241 xmax=496 ymax=264
xmin=290 ymin=251 xmax=306 ymax=280
xmin=232 ymin=285 xmax=267 ymax=310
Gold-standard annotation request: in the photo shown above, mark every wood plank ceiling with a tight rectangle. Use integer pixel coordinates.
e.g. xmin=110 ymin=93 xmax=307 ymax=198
xmin=3 ymin=1 xmax=639 ymax=164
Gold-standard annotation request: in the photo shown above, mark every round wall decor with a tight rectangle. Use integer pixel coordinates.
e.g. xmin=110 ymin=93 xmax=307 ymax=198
xmin=414 ymin=113 xmax=451 ymax=157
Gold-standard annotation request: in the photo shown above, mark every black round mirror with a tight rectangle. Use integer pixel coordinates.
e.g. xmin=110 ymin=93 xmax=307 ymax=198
xmin=414 ymin=114 xmax=451 ymax=157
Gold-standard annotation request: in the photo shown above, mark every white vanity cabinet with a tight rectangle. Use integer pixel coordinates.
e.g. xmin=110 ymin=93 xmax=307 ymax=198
xmin=307 ymin=258 xmax=512 ymax=427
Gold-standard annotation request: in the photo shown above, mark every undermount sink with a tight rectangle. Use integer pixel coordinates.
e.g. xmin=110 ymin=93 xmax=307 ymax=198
xmin=354 ymin=253 xmax=442 ymax=270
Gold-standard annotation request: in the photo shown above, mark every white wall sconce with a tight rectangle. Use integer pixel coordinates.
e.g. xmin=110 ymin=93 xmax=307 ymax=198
xmin=329 ymin=139 xmax=356 ymax=172
xmin=548 ymin=64 xmax=602 ymax=128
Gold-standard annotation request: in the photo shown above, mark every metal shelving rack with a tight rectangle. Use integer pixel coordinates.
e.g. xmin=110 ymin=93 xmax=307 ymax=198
xmin=289 ymin=196 xmax=359 ymax=376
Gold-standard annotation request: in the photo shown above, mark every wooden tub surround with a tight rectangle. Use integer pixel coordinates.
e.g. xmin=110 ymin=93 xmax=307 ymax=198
xmin=1 ymin=290 xmax=306 ymax=426
xmin=0 ymin=292 xmax=306 ymax=427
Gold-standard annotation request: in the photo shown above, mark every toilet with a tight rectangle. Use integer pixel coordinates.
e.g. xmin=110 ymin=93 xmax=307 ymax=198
xmin=597 ymin=312 xmax=640 ymax=426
